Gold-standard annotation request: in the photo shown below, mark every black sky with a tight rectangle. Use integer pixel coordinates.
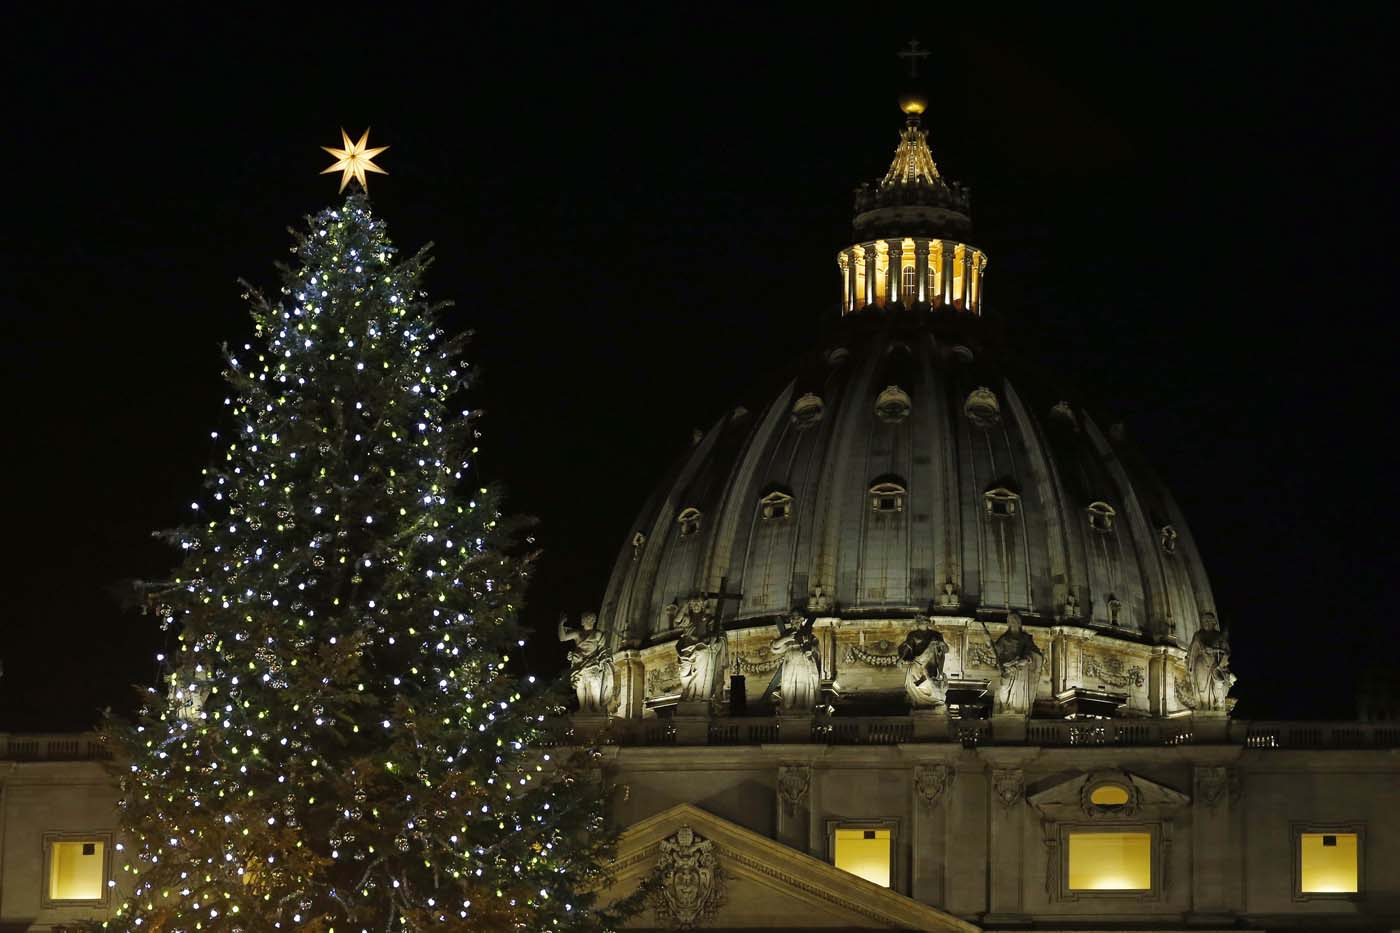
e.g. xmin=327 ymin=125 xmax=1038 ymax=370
xmin=3 ymin=9 xmax=1395 ymax=731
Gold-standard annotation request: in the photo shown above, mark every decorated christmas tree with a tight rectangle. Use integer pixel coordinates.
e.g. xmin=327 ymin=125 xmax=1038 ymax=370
xmin=107 ymin=140 xmax=627 ymax=931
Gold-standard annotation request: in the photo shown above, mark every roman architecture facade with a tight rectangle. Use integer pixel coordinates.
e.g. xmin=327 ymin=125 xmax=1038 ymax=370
xmin=569 ymin=84 xmax=1400 ymax=930
xmin=2 ymin=78 xmax=1398 ymax=933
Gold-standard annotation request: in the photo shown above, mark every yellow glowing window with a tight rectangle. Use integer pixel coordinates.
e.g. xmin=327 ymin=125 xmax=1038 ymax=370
xmin=49 ymin=840 xmax=105 ymax=901
xmin=1089 ymin=784 xmax=1131 ymax=806
xmin=834 ymin=828 xmax=891 ymax=887
xmin=1300 ymin=833 xmax=1358 ymax=893
xmin=1067 ymin=832 xmax=1151 ymax=891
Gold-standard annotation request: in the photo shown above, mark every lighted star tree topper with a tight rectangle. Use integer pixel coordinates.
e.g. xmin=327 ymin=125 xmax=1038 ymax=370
xmin=322 ymin=127 xmax=389 ymax=192
xmin=105 ymin=143 xmax=637 ymax=931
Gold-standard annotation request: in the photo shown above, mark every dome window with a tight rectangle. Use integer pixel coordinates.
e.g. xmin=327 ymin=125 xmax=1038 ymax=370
xmin=870 ymin=481 xmax=906 ymax=514
xmin=759 ymin=489 xmax=794 ymax=521
xmin=677 ymin=507 xmax=703 ymax=538
xmin=901 ymin=265 xmax=917 ymax=294
xmin=791 ymin=392 xmax=824 ymax=429
xmin=984 ymin=487 xmax=1020 ymax=518
xmin=1159 ymin=525 xmax=1178 ymax=554
xmin=1087 ymin=502 xmax=1116 ymax=533
xmin=964 ymin=386 xmax=1001 ymax=430
xmin=874 ymin=385 xmax=912 ymax=424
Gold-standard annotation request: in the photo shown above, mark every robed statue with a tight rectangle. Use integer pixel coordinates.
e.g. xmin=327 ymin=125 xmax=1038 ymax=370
xmin=558 ymin=611 xmax=616 ymax=714
xmin=770 ymin=611 xmax=821 ymax=712
xmin=898 ymin=622 xmax=948 ymax=709
xmin=1186 ymin=612 xmax=1235 ymax=711
xmin=983 ymin=612 xmax=1044 ymax=716
xmin=675 ymin=597 xmax=728 ymax=704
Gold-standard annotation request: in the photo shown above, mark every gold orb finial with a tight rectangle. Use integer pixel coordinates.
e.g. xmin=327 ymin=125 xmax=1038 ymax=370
xmin=899 ymin=91 xmax=929 ymax=115
xmin=321 ymin=128 xmax=389 ymax=193
xmin=896 ymin=39 xmax=931 ymax=116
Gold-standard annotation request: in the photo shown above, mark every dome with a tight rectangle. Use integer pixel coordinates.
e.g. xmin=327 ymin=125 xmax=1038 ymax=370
xmin=593 ymin=93 xmax=1222 ymax=722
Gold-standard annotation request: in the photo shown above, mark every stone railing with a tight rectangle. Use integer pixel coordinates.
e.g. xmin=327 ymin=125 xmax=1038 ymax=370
xmin=1243 ymin=721 xmax=1400 ymax=750
xmin=0 ymin=733 xmax=112 ymax=761
xmin=563 ymin=716 xmax=1400 ymax=750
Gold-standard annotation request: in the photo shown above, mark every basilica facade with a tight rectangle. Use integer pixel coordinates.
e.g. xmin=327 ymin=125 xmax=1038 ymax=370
xmin=2 ymin=85 xmax=1398 ymax=933
xmin=565 ymin=86 xmax=1400 ymax=931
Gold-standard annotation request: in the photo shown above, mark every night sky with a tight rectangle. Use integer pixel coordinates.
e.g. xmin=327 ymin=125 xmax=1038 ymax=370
xmin=4 ymin=10 xmax=1395 ymax=731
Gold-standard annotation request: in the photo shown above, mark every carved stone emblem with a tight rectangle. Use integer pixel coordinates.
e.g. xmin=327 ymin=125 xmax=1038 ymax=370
xmin=914 ymin=764 xmax=953 ymax=807
xmin=807 ymin=585 xmax=835 ymax=614
xmin=992 ymin=769 xmax=1024 ymax=809
xmin=777 ymin=765 xmax=811 ymax=814
xmin=963 ymin=386 xmax=1001 ymax=429
xmin=651 ymin=825 xmax=724 ymax=929
xmin=1195 ymin=766 xmax=1238 ymax=809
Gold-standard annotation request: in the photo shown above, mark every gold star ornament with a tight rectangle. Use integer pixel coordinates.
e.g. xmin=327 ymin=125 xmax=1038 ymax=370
xmin=321 ymin=128 xmax=389 ymax=193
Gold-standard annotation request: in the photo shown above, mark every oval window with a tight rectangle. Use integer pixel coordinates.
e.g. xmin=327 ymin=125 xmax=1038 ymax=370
xmin=1089 ymin=784 xmax=1131 ymax=807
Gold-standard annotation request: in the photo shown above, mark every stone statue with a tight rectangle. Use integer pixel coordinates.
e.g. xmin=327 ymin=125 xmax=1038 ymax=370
xmin=558 ymin=612 xmax=616 ymax=714
xmin=1186 ymin=612 xmax=1235 ymax=711
xmin=938 ymin=579 xmax=960 ymax=609
xmin=984 ymin=613 xmax=1044 ymax=716
xmin=898 ymin=622 xmax=948 ymax=709
xmin=807 ymin=585 xmax=834 ymax=615
xmin=675 ymin=597 xmax=728 ymax=704
xmin=770 ymin=611 xmax=821 ymax=712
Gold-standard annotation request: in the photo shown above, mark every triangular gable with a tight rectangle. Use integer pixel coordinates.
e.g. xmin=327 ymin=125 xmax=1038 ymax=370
xmin=599 ymin=803 xmax=979 ymax=931
xmin=1027 ymin=768 xmax=1189 ymax=821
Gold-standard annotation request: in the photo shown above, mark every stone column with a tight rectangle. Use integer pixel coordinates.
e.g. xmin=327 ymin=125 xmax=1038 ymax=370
xmin=1190 ymin=761 xmax=1241 ymax=924
xmin=975 ymin=256 xmax=987 ymax=313
xmin=915 ymin=240 xmax=930 ymax=304
xmin=838 ymin=251 xmax=851 ymax=314
xmin=911 ymin=762 xmax=955 ymax=906
xmin=941 ymin=241 xmax=955 ymax=305
xmin=982 ymin=754 xmax=1035 ymax=924
xmin=776 ymin=763 xmax=813 ymax=854
xmin=960 ymin=248 xmax=972 ymax=308
xmin=865 ymin=245 xmax=877 ymax=308
xmin=614 ymin=649 xmax=645 ymax=721
xmin=1148 ymin=647 xmax=1170 ymax=717
xmin=888 ymin=240 xmax=904 ymax=307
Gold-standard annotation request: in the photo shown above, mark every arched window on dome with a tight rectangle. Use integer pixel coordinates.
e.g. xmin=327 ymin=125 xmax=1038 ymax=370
xmin=759 ymin=489 xmax=794 ymax=521
xmin=870 ymin=481 xmax=906 ymax=513
xmin=984 ymin=486 xmax=1020 ymax=518
xmin=901 ymin=264 xmax=916 ymax=296
xmin=1087 ymin=502 xmax=1116 ymax=534
xmin=1159 ymin=525 xmax=1178 ymax=554
xmin=677 ymin=507 xmax=703 ymax=538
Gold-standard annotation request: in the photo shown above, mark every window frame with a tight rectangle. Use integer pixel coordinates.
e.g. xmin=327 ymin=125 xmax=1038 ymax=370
xmin=825 ymin=818 xmax=902 ymax=891
xmin=676 ymin=507 xmax=702 ymax=538
xmin=41 ymin=831 xmax=114 ymax=908
xmin=1292 ymin=821 xmax=1364 ymax=902
xmin=1087 ymin=501 xmax=1116 ymax=533
xmin=869 ymin=481 xmax=906 ymax=514
xmin=984 ymin=487 xmax=1020 ymax=518
xmin=758 ymin=490 xmax=794 ymax=521
xmin=1054 ymin=821 xmax=1163 ymax=903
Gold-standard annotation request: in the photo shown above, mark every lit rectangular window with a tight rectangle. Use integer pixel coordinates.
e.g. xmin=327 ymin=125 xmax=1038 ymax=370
xmin=1300 ymin=833 xmax=1358 ymax=893
xmin=834 ymin=828 xmax=891 ymax=887
xmin=49 ymin=840 xmax=106 ymax=901
xmin=1067 ymin=832 xmax=1151 ymax=891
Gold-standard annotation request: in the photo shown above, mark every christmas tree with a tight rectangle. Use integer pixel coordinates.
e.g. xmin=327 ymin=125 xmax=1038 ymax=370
xmin=107 ymin=183 xmax=627 ymax=931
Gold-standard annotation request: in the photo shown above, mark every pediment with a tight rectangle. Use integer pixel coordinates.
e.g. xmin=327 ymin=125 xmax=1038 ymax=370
xmin=1027 ymin=768 xmax=1189 ymax=821
xmin=600 ymin=803 xmax=978 ymax=931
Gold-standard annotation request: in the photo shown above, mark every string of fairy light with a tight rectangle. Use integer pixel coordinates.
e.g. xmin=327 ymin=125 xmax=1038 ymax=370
xmin=106 ymin=131 xmax=609 ymax=931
